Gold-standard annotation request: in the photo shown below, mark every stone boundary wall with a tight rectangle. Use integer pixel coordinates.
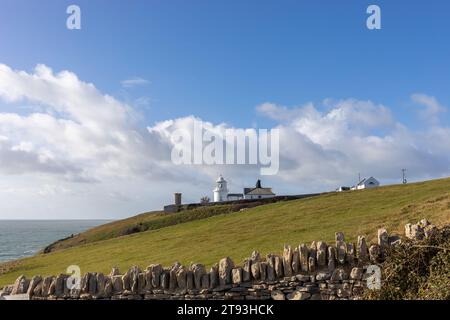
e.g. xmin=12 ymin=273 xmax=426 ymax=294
xmin=0 ymin=219 xmax=437 ymax=300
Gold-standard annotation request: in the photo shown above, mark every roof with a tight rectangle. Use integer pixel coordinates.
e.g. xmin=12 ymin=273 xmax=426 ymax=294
xmin=357 ymin=176 xmax=378 ymax=186
xmin=242 ymin=179 xmax=275 ymax=195
xmin=356 ymin=178 xmax=366 ymax=186
xmin=245 ymin=188 xmax=275 ymax=196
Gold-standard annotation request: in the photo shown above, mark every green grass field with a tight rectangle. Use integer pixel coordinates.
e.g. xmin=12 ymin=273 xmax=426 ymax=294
xmin=1 ymin=177 xmax=450 ymax=287
xmin=43 ymin=205 xmax=235 ymax=252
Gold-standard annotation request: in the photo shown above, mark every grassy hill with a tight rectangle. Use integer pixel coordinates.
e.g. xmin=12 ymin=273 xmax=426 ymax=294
xmin=1 ymin=177 xmax=450 ymax=287
xmin=42 ymin=205 xmax=235 ymax=253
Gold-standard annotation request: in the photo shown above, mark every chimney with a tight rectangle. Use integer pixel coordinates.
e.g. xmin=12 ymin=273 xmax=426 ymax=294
xmin=174 ymin=193 xmax=182 ymax=206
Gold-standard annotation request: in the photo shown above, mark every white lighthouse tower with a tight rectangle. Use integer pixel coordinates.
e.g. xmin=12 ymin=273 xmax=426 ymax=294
xmin=213 ymin=175 xmax=228 ymax=202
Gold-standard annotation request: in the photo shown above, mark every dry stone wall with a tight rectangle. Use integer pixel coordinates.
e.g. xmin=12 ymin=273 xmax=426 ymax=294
xmin=0 ymin=219 xmax=437 ymax=300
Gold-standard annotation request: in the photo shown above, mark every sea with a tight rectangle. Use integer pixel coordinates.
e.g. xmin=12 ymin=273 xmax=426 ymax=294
xmin=0 ymin=220 xmax=111 ymax=263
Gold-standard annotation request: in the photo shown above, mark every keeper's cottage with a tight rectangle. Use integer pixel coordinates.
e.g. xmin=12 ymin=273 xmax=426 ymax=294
xmin=213 ymin=175 xmax=276 ymax=203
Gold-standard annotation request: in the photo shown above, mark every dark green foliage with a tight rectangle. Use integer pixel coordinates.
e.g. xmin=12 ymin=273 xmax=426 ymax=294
xmin=365 ymin=226 xmax=450 ymax=300
xmin=119 ymin=205 xmax=233 ymax=235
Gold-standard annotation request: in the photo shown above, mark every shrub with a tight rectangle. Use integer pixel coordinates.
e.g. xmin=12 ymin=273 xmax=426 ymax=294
xmin=364 ymin=225 xmax=450 ymax=300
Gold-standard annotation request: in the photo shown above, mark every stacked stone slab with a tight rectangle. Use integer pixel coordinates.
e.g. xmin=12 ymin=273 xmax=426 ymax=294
xmin=0 ymin=219 xmax=438 ymax=300
xmin=405 ymin=219 xmax=438 ymax=240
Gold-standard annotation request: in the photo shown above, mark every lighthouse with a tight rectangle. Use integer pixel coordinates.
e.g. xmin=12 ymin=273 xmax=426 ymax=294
xmin=213 ymin=175 xmax=228 ymax=202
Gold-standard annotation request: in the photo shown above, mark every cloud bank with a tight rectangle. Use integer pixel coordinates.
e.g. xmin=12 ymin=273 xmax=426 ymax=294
xmin=0 ymin=64 xmax=449 ymax=218
xmin=257 ymin=99 xmax=450 ymax=187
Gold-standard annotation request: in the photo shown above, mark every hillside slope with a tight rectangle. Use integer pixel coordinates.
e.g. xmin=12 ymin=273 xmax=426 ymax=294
xmin=43 ymin=196 xmax=316 ymax=253
xmin=1 ymin=177 xmax=450 ymax=287
xmin=42 ymin=205 xmax=235 ymax=253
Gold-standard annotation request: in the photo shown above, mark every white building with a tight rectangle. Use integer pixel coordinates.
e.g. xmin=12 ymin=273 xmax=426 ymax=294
xmin=351 ymin=177 xmax=380 ymax=190
xmin=213 ymin=176 xmax=276 ymax=202
xmin=227 ymin=193 xmax=244 ymax=201
xmin=213 ymin=175 xmax=229 ymax=202
xmin=336 ymin=186 xmax=351 ymax=192
xmin=243 ymin=180 xmax=276 ymax=200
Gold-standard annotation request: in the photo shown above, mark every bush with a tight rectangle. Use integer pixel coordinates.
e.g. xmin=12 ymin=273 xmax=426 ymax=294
xmin=364 ymin=226 xmax=450 ymax=300
xmin=140 ymin=205 xmax=233 ymax=232
xmin=119 ymin=223 xmax=145 ymax=236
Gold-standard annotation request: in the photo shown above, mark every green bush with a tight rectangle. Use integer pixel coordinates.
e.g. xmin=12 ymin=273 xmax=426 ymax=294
xmin=365 ymin=226 xmax=450 ymax=300
xmin=118 ymin=205 xmax=233 ymax=236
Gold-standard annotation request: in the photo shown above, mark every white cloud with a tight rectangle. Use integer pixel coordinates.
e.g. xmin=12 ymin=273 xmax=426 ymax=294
xmin=0 ymin=63 xmax=449 ymax=218
xmin=256 ymin=98 xmax=450 ymax=187
xmin=120 ymin=77 xmax=149 ymax=88
xmin=411 ymin=93 xmax=447 ymax=125
xmin=0 ymin=64 xmax=176 ymax=183
xmin=0 ymin=64 xmax=259 ymax=218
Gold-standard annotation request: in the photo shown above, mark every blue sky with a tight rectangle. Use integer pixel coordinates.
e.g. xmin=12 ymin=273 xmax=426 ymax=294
xmin=1 ymin=0 xmax=449 ymax=128
xmin=1 ymin=1 xmax=450 ymax=219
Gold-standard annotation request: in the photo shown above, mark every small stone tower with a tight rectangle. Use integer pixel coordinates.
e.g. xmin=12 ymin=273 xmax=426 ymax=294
xmin=174 ymin=193 xmax=182 ymax=206
xmin=213 ymin=175 xmax=228 ymax=202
